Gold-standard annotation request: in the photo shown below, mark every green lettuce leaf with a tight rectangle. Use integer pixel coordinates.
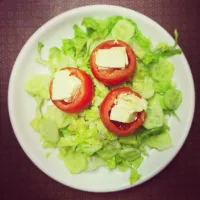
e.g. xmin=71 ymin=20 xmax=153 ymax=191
xmin=97 ymin=140 xmax=121 ymax=160
xmin=35 ymin=42 xmax=49 ymax=65
xmin=57 ymin=136 xmax=82 ymax=147
xmin=25 ymin=74 xmax=51 ymax=99
xmin=144 ymin=131 xmax=172 ymax=150
xmin=132 ymin=74 xmax=154 ymax=99
xmin=133 ymin=29 xmax=181 ymax=65
xmin=131 ymin=156 xmax=144 ymax=169
xmin=119 ymin=135 xmax=138 ymax=145
xmin=86 ymin=156 xmax=105 ymax=171
xmin=119 ymin=148 xmax=141 ymax=161
xmin=48 ymin=46 xmax=76 ymax=72
xmin=106 ymin=157 xmax=116 ymax=169
xmin=150 ymin=60 xmax=174 ymax=82
xmin=39 ymin=118 xmax=60 ymax=144
xmin=64 ymin=152 xmax=87 ymax=174
xmin=139 ymin=125 xmax=169 ymax=139
xmin=73 ymin=24 xmax=87 ymax=38
xmin=154 ymin=29 xmax=182 ymax=57
xmin=129 ymin=168 xmax=141 ymax=184
xmin=30 ymin=97 xmax=44 ymax=132
xmin=163 ymin=88 xmax=182 ymax=110
xmin=76 ymin=138 xmax=103 ymax=156
xmin=44 ymin=105 xmax=78 ymax=129
xmin=143 ymin=95 xmax=165 ymax=129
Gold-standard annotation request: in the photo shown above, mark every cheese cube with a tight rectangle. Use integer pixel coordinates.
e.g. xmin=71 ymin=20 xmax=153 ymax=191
xmin=110 ymin=93 xmax=147 ymax=123
xmin=117 ymin=93 xmax=147 ymax=112
xmin=52 ymin=70 xmax=81 ymax=102
xmin=95 ymin=47 xmax=128 ymax=69
xmin=110 ymin=105 xmax=136 ymax=123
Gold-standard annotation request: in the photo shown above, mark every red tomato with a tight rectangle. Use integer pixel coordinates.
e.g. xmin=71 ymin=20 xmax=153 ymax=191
xmin=100 ymin=87 xmax=146 ymax=136
xmin=49 ymin=67 xmax=94 ymax=113
xmin=90 ymin=40 xmax=136 ymax=86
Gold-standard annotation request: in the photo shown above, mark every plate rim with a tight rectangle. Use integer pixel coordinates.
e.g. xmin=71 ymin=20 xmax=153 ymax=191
xmin=8 ymin=4 xmax=195 ymax=192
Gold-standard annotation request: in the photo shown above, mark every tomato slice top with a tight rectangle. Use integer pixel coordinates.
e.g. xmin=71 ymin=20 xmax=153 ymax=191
xmin=100 ymin=87 xmax=146 ymax=136
xmin=50 ymin=67 xmax=94 ymax=113
xmin=90 ymin=40 xmax=136 ymax=86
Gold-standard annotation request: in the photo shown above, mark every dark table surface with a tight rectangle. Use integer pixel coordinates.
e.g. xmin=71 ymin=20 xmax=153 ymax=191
xmin=1 ymin=0 xmax=200 ymax=199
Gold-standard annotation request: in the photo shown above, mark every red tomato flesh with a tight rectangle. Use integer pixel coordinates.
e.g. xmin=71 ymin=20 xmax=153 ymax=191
xmin=90 ymin=40 xmax=136 ymax=86
xmin=100 ymin=87 xmax=146 ymax=136
xmin=50 ymin=67 xmax=94 ymax=113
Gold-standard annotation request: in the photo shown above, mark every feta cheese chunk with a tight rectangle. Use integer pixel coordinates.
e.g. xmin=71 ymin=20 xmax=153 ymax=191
xmin=110 ymin=105 xmax=137 ymax=123
xmin=110 ymin=93 xmax=147 ymax=123
xmin=117 ymin=93 xmax=148 ymax=113
xmin=52 ymin=70 xmax=81 ymax=102
xmin=95 ymin=47 xmax=128 ymax=69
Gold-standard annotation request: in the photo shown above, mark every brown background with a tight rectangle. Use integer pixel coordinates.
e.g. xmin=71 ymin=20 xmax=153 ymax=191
xmin=0 ymin=0 xmax=200 ymax=199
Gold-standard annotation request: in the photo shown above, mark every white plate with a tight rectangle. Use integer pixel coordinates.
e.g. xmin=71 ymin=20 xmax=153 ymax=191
xmin=8 ymin=5 xmax=195 ymax=192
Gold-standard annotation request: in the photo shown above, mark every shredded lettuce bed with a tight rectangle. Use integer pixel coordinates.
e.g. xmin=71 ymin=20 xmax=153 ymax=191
xmin=25 ymin=16 xmax=182 ymax=185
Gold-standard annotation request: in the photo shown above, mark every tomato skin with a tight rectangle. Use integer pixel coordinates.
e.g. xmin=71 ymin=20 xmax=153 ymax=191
xmin=100 ymin=87 xmax=146 ymax=136
xmin=50 ymin=67 xmax=94 ymax=113
xmin=90 ymin=40 xmax=136 ymax=86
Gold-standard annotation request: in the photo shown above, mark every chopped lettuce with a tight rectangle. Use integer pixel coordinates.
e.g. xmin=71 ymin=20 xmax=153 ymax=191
xmin=139 ymin=125 xmax=168 ymax=139
xmin=81 ymin=106 xmax=99 ymax=122
xmin=153 ymin=29 xmax=182 ymax=58
xmin=35 ymin=42 xmax=49 ymax=65
xmin=30 ymin=97 xmax=44 ymax=132
xmin=25 ymin=74 xmax=51 ymax=99
xmin=111 ymin=19 xmax=136 ymax=42
xmin=106 ymin=157 xmax=116 ymax=169
xmin=82 ymin=17 xmax=108 ymax=40
xmin=44 ymin=105 xmax=78 ymax=129
xmin=144 ymin=131 xmax=172 ymax=150
xmin=153 ymin=79 xmax=174 ymax=94
xmin=48 ymin=47 xmax=76 ymax=72
xmin=132 ymin=61 xmax=154 ymax=99
xmin=131 ymin=156 xmax=144 ymax=169
xmin=150 ymin=60 xmax=174 ymax=81
xmin=134 ymin=28 xmax=152 ymax=51
xmin=82 ymin=16 xmax=122 ymax=40
xmin=64 ymin=152 xmax=87 ymax=174
xmin=76 ymin=139 xmax=103 ymax=156
xmin=164 ymin=109 xmax=180 ymax=120
xmin=132 ymin=29 xmax=181 ymax=65
xmin=163 ymin=88 xmax=182 ymax=110
xmin=129 ymin=168 xmax=141 ymax=184
xmin=143 ymin=102 xmax=165 ymax=129
xmin=86 ymin=156 xmax=105 ymax=171
xmin=132 ymin=74 xmax=154 ymax=99
xmin=119 ymin=135 xmax=138 ymax=145
xmin=119 ymin=148 xmax=141 ymax=161
xmin=73 ymin=24 xmax=87 ymax=38
xmin=39 ymin=118 xmax=60 ymax=144
xmin=30 ymin=117 xmax=41 ymax=132
xmin=57 ymin=136 xmax=82 ymax=147
xmin=97 ymin=141 xmax=120 ymax=160
xmin=95 ymin=119 xmax=117 ymax=141
xmin=25 ymin=15 xmax=183 ymax=185
xmin=131 ymin=41 xmax=146 ymax=59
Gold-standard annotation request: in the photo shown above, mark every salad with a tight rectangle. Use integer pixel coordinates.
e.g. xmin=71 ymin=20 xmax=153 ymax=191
xmin=24 ymin=16 xmax=182 ymax=184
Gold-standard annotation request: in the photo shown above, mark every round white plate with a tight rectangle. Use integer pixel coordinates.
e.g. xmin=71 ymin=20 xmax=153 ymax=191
xmin=8 ymin=5 xmax=195 ymax=192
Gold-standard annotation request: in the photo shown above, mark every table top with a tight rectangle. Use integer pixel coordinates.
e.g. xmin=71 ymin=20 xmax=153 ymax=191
xmin=1 ymin=0 xmax=200 ymax=199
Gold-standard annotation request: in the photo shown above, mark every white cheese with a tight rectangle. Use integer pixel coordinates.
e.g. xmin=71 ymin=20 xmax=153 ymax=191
xmin=117 ymin=93 xmax=148 ymax=113
xmin=110 ymin=93 xmax=147 ymax=123
xmin=110 ymin=105 xmax=137 ymax=123
xmin=95 ymin=47 xmax=128 ymax=69
xmin=52 ymin=70 xmax=81 ymax=102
